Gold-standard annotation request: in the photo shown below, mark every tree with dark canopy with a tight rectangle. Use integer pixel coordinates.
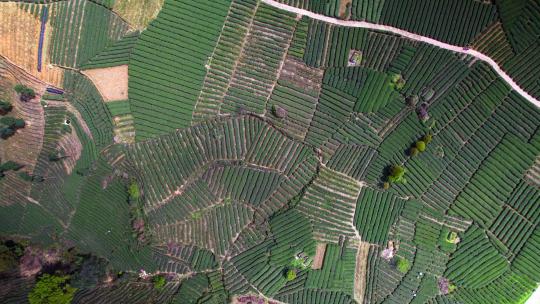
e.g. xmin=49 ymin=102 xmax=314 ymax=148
xmin=14 ymin=84 xmax=36 ymax=102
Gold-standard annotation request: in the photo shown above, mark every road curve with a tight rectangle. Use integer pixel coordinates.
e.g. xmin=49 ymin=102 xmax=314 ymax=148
xmin=261 ymin=0 xmax=540 ymax=108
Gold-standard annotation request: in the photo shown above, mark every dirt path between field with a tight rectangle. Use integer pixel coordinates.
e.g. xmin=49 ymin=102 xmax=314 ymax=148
xmin=354 ymin=242 xmax=370 ymax=303
xmin=261 ymin=0 xmax=540 ymax=108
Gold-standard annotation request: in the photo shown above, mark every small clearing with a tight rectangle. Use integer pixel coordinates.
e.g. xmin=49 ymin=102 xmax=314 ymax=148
xmin=339 ymin=0 xmax=352 ymax=19
xmin=354 ymin=242 xmax=370 ymax=303
xmin=82 ymin=65 xmax=129 ymax=102
xmin=311 ymin=243 xmax=327 ymax=269
xmin=113 ymin=0 xmax=165 ymax=30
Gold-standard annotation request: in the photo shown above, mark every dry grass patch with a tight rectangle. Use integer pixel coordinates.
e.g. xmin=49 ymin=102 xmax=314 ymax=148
xmin=113 ymin=0 xmax=165 ymax=29
xmin=354 ymin=242 xmax=370 ymax=303
xmin=82 ymin=65 xmax=129 ymax=101
xmin=0 ymin=3 xmax=63 ymax=87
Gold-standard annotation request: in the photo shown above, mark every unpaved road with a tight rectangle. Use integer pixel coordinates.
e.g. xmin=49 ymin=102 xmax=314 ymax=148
xmin=261 ymin=0 xmax=540 ymax=108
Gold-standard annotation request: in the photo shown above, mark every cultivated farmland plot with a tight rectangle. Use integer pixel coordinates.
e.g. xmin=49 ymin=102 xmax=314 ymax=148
xmin=0 ymin=0 xmax=539 ymax=303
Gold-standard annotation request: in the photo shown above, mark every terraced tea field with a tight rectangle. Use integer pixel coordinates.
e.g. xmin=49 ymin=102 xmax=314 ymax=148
xmin=0 ymin=0 xmax=539 ymax=303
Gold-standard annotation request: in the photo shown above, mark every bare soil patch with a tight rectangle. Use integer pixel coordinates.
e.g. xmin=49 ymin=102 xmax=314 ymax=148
xmin=82 ymin=65 xmax=129 ymax=101
xmin=354 ymin=242 xmax=370 ymax=303
xmin=311 ymin=243 xmax=327 ymax=269
xmin=0 ymin=3 xmax=63 ymax=87
xmin=339 ymin=0 xmax=352 ymax=19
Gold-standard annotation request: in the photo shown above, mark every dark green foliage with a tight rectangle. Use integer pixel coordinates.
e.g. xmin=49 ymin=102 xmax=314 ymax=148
xmin=0 ymin=161 xmax=23 ymax=172
xmin=14 ymin=84 xmax=36 ymax=102
xmin=388 ymin=165 xmax=406 ymax=183
xmin=0 ymin=243 xmax=18 ymax=272
xmin=0 ymin=116 xmax=16 ymax=127
xmin=0 ymin=100 xmax=13 ymax=115
xmin=28 ymin=274 xmax=77 ymax=304
xmin=0 ymin=127 xmax=15 ymax=139
xmin=0 ymin=116 xmax=25 ymax=139
xmin=70 ymin=257 xmax=109 ymax=289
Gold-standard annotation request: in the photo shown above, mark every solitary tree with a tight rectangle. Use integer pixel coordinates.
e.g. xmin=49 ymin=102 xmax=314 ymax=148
xmin=396 ymin=257 xmax=410 ymax=273
xmin=152 ymin=275 xmax=166 ymax=290
xmin=416 ymin=140 xmax=426 ymax=152
xmin=0 ymin=127 xmax=15 ymax=139
xmin=388 ymin=165 xmax=406 ymax=184
xmin=0 ymin=100 xmax=13 ymax=115
xmin=286 ymin=269 xmax=297 ymax=281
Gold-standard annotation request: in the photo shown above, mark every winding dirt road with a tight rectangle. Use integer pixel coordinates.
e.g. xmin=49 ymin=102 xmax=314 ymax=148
xmin=261 ymin=0 xmax=540 ymax=108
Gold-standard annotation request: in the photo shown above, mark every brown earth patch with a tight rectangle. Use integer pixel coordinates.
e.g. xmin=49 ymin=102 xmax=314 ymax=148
xmin=113 ymin=0 xmax=165 ymax=30
xmin=81 ymin=65 xmax=129 ymax=101
xmin=0 ymin=3 xmax=63 ymax=87
xmin=339 ymin=0 xmax=352 ymax=19
xmin=354 ymin=242 xmax=370 ymax=303
xmin=311 ymin=243 xmax=327 ymax=269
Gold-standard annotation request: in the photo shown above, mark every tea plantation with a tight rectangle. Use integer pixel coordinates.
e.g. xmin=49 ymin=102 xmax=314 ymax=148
xmin=0 ymin=0 xmax=539 ymax=303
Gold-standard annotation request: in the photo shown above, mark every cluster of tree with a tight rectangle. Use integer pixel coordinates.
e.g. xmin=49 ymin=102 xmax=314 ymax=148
xmin=0 ymin=98 xmax=26 ymax=139
xmin=1 ymin=116 xmax=26 ymax=139
xmin=384 ymin=165 xmax=406 ymax=189
xmin=0 ymin=239 xmax=25 ymax=273
xmin=28 ymin=274 xmax=77 ymax=304
xmin=0 ymin=160 xmax=23 ymax=180
xmin=1 ymin=238 xmax=114 ymax=304
xmin=14 ymin=84 xmax=36 ymax=102
xmin=409 ymin=133 xmax=433 ymax=156
xmin=390 ymin=73 xmax=406 ymax=91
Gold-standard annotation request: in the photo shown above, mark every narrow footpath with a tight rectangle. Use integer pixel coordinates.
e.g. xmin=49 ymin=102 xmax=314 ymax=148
xmin=261 ymin=0 xmax=540 ymax=108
